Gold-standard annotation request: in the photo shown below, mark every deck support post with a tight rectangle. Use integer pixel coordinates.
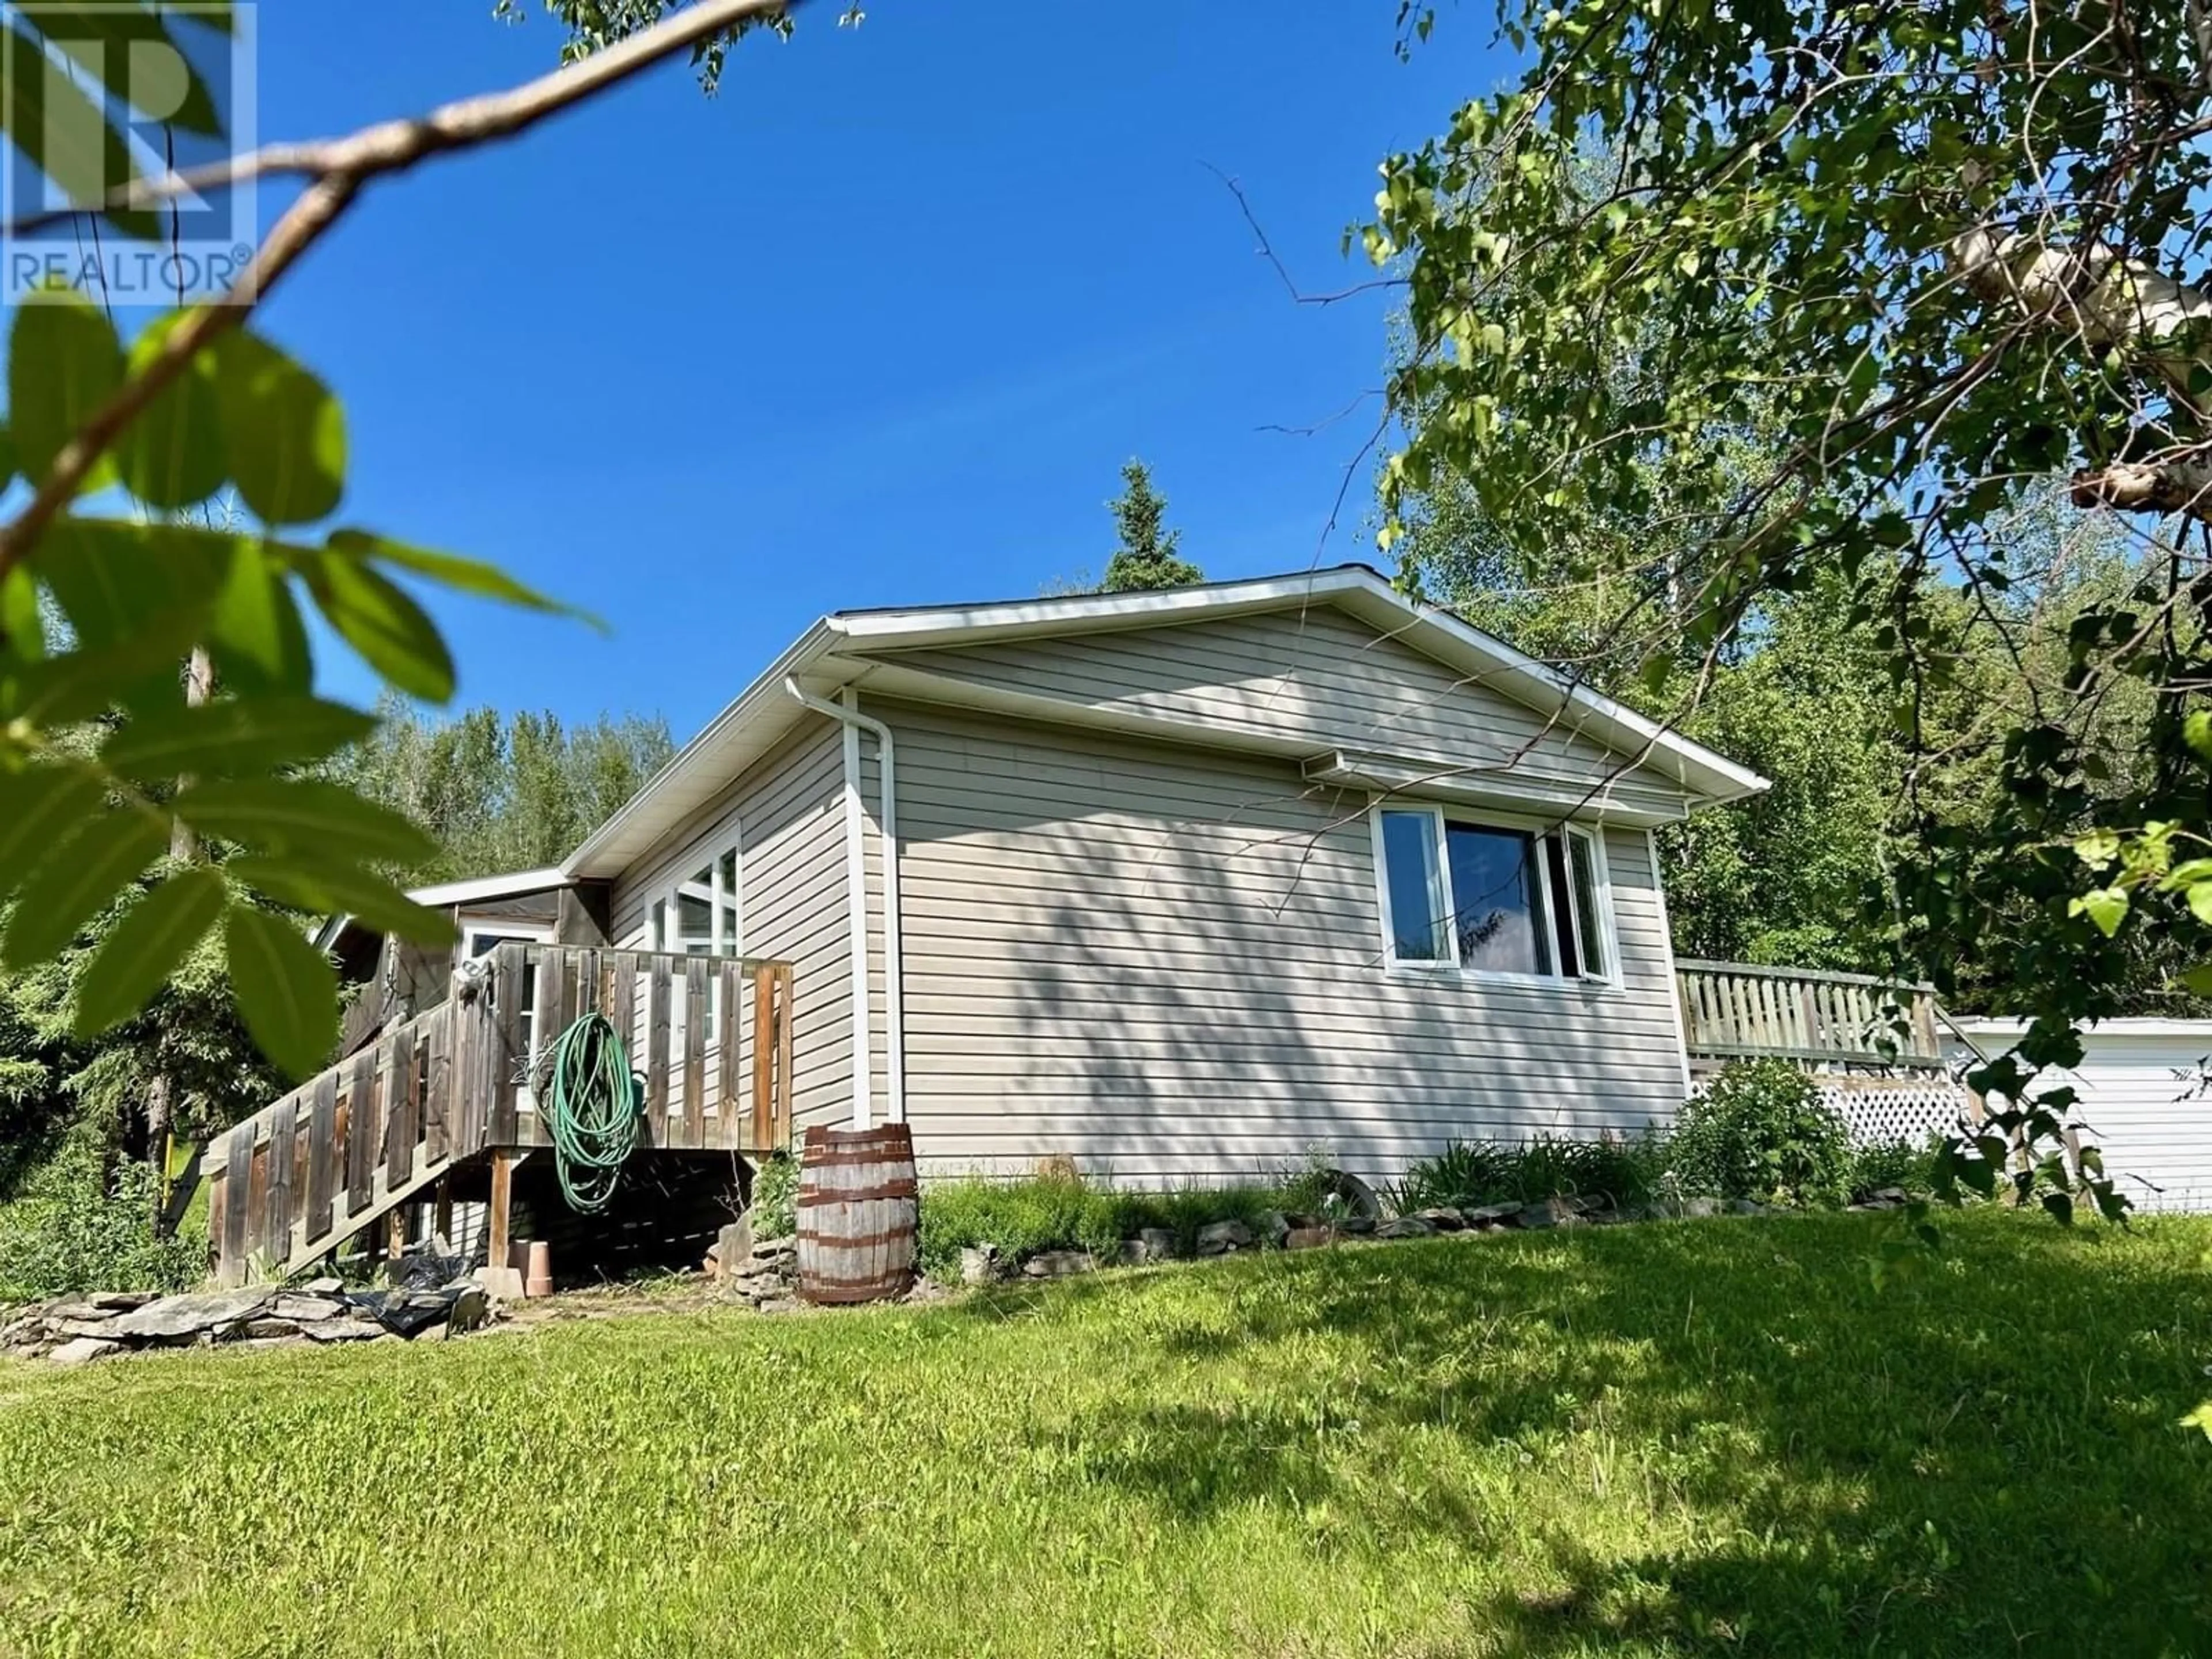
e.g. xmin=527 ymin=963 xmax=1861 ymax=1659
xmin=433 ymin=1179 xmax=453 ymax=1248
xmin=488 ymin=1151 xmax=514 ymax=1276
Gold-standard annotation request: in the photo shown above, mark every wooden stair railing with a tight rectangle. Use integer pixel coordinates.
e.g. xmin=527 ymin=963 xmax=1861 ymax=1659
xmin=204 ymin=942 xmax=796 ymax=1286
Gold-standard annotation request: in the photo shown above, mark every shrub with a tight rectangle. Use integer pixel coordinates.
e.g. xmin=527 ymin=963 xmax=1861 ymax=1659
xmin=1848 ymin=1137 xmax=1940 ymax=1202
xmin=916 ymin=1173 xmax=1120 ymax=1280
xmin=1670 ymin=1059 xmax=1853 ymax=1208
xmin=915 ymin=1172 xmax=1321 ymax=1281
xmin=747 ymin=1151 xmax=797 ymax=1241
xmin=0 ymin=1142 xmax=206 ymax=1304
xmin=1391 ymin=1130 xmax=1668 ymax=1214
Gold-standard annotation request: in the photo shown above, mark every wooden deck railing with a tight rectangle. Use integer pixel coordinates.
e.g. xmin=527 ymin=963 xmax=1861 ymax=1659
xmin=205 ymin=943 xmax=794 ymax=1286
xmin=1676 ymin=959 xmax=1946 ymax=1071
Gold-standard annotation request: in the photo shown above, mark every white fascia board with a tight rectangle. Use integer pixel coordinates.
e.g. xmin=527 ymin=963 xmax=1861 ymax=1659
xmin=403 ymin=868 xmax=571 ymax=908
xmin=1952 ymin=1017 xmax=2212 ymax=1041
xmin=1303 ymin=750 xmax=1688 ymax=828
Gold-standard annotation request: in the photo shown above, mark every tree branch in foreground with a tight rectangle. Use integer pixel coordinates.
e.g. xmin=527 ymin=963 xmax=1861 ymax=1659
xmin=0 ymin=0 xmax=804 ymax=581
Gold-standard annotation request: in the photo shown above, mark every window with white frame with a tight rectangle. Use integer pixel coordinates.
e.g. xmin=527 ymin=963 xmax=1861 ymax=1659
xmin=647 ymin=842 xmax=743 ymax=960
xmin=1372 ymin=806 xmax=1613 ymax=982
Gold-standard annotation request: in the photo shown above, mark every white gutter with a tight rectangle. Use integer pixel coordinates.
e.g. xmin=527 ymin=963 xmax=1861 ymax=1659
xmin=785 ymin=678 xmax=906 ymax=1127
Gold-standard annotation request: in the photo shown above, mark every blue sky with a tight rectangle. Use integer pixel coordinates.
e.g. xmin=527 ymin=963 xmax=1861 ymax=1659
xmin=171 ymin=6 xmax=1493 ymax=739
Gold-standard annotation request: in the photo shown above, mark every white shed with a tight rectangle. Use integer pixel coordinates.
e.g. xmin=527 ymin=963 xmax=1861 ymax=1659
xmin=1951 ymin=1020 xmax=2212 ymax=1214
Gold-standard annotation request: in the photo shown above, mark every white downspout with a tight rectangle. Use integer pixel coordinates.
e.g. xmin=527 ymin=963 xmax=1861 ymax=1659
xmin=785 ymin=679 xmax=906 ymax=1127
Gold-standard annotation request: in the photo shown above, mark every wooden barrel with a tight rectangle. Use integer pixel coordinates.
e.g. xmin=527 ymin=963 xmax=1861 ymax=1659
xmin=794 ymin=1123 xmax=918 ymax=1304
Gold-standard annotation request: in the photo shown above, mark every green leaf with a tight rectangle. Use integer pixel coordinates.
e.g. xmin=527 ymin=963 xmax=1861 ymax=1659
xmin=113 ymin=310 xmax=226 ymax=509
xmin=99 ymin=695 xmax=377 ymax=781
xmin=0 ymin=567 xmax=43 ymax=663
xmin=205 ymin=539 xmax=313 ymax=694
xmin=2177 ymin=964 xmax=2212 ymax=997
xmin=1 ymin=809 xmax=168 ymax=968
xmin=211 ymin=332 xmax=346 ymax=525
xmin=2186 ymin=709 xmax=2212 ymax=765
xmin=2038 ymin=1190 xmax=2074 ymax=1225
xmin=2189 ymin=883 xmax=2212 ymax=927
xmin=71 ymin=865 xmax=227 ymax=1034
xmin=228 ymin=856 xmax=456 ymax=946
xmin=0 ymin=764 xmax=103 ymax=889
xmin=171 ymin=777 xmax=440 ymax=867
xmin=2069 ymin=887 xmax=2128 ymax=938
xmin=2183 ymin=1400 xmax=2212 ymax=1444
xmin=27 ymin=5 xmax=225 ymax=137
xmin=0 ymin=23 xmax=158 ymax=240
xmin=2071 ymin=829 xmax=2120 ymax=869
xmin=2 ymin=607 xmax=207 ymax=725
xmin=0 ymin=423 xmax=18 ymax=493
xmin=225 ymin=903 xmax=338 ymax=1078
xmin=298 ymin=551 xmax=455 ymax=702
xmin=329 ymin=529 xmax=602 ymax=628
xmin=30 ymin=517 xmax=228 ymax=652
xmin=7 ymin=294 xmax=126 ymax=489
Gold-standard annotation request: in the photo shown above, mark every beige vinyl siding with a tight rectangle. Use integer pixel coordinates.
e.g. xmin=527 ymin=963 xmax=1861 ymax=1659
xmin=870 ymin=607 xmax=1694 ymax=819
xmin=880 ymin=699 xmax=1688 ymax=1187
xmin=609 ymin=721 xmax=854 ymax=1132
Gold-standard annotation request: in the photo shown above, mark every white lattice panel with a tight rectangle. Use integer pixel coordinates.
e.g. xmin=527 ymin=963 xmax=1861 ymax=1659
xmin=1818 ymin=1076 xmax=1971 ymax=1149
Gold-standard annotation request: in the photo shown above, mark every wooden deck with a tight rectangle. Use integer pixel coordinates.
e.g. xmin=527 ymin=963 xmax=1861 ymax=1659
xmin=1675 ymin=959 xmax=1948 ymax=1073
xmin=205 ymin=942 xmax=794 ymax=1286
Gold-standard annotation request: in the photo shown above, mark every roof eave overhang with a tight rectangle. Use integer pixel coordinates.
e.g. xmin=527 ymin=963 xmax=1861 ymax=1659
xmin=1302 ymin=750 xmax=1690 ymax=828
xmin=557 ymin=567 xmax=1771 ymax=881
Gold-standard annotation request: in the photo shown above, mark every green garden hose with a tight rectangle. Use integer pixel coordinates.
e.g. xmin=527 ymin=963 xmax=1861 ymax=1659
xmin=544 ymin=1012 xmax=645 ymax=1214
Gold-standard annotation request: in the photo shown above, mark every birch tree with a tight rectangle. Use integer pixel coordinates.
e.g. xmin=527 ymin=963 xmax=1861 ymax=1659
xmin=1369 ymin=0 xmax=2212 ymax=1218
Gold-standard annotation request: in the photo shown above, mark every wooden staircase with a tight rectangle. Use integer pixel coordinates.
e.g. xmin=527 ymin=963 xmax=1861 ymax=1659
xmin=204 ymin=942 xmax=795 ymax=1286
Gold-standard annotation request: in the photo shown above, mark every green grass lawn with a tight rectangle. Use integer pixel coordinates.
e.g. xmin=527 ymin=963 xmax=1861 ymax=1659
xmin=3 ymin=1211 xmax=2210 ymax=1657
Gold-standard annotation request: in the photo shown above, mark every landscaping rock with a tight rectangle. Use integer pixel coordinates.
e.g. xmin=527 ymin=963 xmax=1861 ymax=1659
xmin=48 ymin=1337 xmax=122 ymax=1366
xmin=959 ymin=1245 xmax=1002 ymax=1286
xmin=1253 ymin=1210 xmax=1292 ymax=1249
xmin=756 ymin=1297 xmax=799 ymax=1315
xmin=1139 ymin=1227 xmax=1179 ymax=1260
xmin=90 ymin=1291 xmax=156 ymax=1312
xmin=1283 ymin=1225 xmax=1335 ymax=1251
xmin=1194 ymin=1219 xmax=1255 ymax=1255
xmin=1462 ymin=1203 xmax=1520 ymax=1226
xmin=298 ymin=1277 xmax=345 ymax=1296
xmin=1850 ymin=1187 xmax=1910 ymax=1211
xmin=710 ymin=1217 xmax=753 ymax=1279
xmin=445 ymin=1287 xmax=490 ymax=1334
xmin=1415 ymin=1206 xmax=1467 ymax=1232
xmin=1022 ymin=1250 xmax=1097 ymax=1280
xmin=1305 ymin=1166 xmax=1384 ymax=1224
xmin=1729 ymin=1199 xmax=1767 ymax=1215
xmin=1513 ymin=1197 xmax=1582 ymax=1230
xmin=1336 ymin=1214 xmax=1377 ymax=1236
xmin=297 ymin=1319 xmax=382 ymax=1343
xmin=240 ymin=1318 xmax=303 ymax=1340
xmin=108 ymin=1289 xmax=271 ymax=1343
xmin=1681 ymin=1196 xmax=1722 ymax=1219
xmin=1376 ymin=1215 xmax=1437 ymax=1240
xmin=51 ymin=1316 xmax=127 ymax=1340
xmin=272 ymin=1295 xmax=348 ymax=1324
